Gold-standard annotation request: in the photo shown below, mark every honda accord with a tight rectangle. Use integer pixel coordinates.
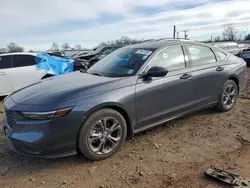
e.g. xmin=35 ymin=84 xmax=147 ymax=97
xmin=3 ymin=39 xmax=247 ymax=160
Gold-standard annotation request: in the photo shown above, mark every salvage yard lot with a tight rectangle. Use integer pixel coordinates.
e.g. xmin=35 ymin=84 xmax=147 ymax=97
xmin=0 ymin=68 xmax=250 ymax=188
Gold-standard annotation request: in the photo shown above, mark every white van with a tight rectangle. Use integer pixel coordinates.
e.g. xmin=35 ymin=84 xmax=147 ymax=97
xmin=0 ymin=52 xmax=50 ymax=96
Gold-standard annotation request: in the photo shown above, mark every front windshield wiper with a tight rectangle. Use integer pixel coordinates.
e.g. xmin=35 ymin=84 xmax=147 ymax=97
xmin=91 ymin=73 xmax=102 ymax=76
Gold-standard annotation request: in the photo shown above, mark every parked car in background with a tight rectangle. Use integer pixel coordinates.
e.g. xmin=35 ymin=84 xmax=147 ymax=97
xmin=70 ymin=50 xmax=90 ymax=58
xmin=73 ymin=45 xmax=122 ymax=70
xmin=240 ymin=49 xmax=250 ymax=66
xmin=45 ymin=51 xmax=65 ymax=57
xmin=0 ymin=52 xmax=50 ymax=96
xmin=0 ymin=52 xmax=74 ymax=96
xmin=238 ymin=43 xmax=250 ymax=53
xmin=212 ymin=42 xmax=241 ymax=55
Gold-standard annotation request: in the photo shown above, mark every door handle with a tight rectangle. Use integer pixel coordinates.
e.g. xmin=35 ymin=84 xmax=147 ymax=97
xmin=216 ymin=67 xmax=224 ymax=72
xmin=180 ymin=73 xmax=191 ymax=80
xmin=0 ymin=72 xmax=7 ymax=76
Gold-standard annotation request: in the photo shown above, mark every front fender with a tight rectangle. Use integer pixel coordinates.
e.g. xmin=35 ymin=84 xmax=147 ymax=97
xmin=73 ymin=86 xmax=136 ymax=131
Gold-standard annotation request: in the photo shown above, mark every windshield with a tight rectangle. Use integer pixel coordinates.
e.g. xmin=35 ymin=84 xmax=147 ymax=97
xmin=87 ymin=47 xmax=155 ymax=77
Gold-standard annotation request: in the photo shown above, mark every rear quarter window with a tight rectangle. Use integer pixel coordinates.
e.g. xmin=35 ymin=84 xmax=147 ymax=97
xmin=215 ymin=51 xmax=227 ymax=60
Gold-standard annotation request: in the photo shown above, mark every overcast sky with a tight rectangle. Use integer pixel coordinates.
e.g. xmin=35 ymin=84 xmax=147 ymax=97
xmin=0 ymin=0 xmax=250 ymax=51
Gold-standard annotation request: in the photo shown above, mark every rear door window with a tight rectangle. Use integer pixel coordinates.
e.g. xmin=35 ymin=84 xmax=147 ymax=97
xmin=186 ymin=45 xmax=217 ymax=66
xmin=13 ymin=55 xmax=36 ymax=68
xmin=0 ymin=55 xmax=12 ymax=69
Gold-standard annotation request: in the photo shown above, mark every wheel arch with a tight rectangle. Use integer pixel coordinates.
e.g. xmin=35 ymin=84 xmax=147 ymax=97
xmin=80 ymin=102 xmax=134 ymax=139
xmin=228 ymin=75 xmax=239 ymax=91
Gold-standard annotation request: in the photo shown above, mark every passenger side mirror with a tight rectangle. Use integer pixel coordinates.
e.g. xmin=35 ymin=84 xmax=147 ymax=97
xmin=145 ymin=66 xmax=168 ymax=77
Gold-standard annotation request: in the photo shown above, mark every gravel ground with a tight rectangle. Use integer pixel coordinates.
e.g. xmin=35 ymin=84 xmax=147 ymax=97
xmin=0 ymin=68 xmax=250 ymax=188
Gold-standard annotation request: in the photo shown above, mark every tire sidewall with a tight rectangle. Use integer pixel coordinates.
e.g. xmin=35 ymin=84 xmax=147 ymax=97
xmin=78 ymin=109 xmax=127 ymax=160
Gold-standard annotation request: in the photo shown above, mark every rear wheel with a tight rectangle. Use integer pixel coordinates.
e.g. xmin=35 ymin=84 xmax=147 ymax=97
xmin=78 ymin=108 xmax=127 ymax=160
xmin=216 ymin=80 xmax=238 ymax=112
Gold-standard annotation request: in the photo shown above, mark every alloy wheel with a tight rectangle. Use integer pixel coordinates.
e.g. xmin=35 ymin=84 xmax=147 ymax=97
xmin=222 ymin=84 xmax=237 ymax=109
xmin=88 ymin=117 xmax=122 ymax=155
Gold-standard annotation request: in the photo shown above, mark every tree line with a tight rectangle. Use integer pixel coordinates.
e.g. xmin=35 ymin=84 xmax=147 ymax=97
xmin=1 ymin=26 xmax=250 ymax=53
xmin=204 ymin=24 xmax=250 ymax=42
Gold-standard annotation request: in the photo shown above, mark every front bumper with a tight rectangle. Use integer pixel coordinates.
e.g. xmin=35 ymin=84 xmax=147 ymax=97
xmin=3 ymin=97 xmax=83 ymax=158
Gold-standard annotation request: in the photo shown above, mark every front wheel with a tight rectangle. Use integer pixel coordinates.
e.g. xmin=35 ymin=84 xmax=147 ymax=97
xmin=216 ymin=80 xmax=238 ymax=112
xmin=78 ymin=108 xmax=127 ymax=160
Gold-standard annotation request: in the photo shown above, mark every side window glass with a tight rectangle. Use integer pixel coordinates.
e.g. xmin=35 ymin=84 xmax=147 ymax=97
xmin=148 ymin=45 xmax=185 ymax=71
xmin=0 ymin=55 xmax=12 ymax=69
xmin=216 ymin=51 xmax=227 ymax=60
xmin=13 ymin=55 xmax=36 ymax=68
xmin=186 ymin=45 xmax=216 ymax=66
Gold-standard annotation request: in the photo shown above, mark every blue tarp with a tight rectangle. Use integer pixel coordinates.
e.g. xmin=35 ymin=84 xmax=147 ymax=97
xmin=35 ymin=53 xmax=74 ymax=76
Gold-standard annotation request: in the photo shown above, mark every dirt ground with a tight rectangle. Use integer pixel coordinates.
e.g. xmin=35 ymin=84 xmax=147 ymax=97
xmin=0 ymin=68 xmax=250 ymax=188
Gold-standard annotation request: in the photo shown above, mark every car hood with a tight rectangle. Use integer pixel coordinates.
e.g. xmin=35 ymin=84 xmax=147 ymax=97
xmin=10 ymin=71 xmax=120 ymax=105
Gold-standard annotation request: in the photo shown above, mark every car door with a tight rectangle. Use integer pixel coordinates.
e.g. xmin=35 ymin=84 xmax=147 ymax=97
xmin=7 ymin=54 xmax=44 ymax=91
xmin=184 ymin=45 xmax=228 ymax=106
xmin=0 ymin=55 xmax=13 ymax=95
xmin=135 ymin=45 xmax=195 ymax=129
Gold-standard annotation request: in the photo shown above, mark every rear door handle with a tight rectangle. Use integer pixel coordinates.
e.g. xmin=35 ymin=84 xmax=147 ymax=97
xmin=0 ymin=72 xmax=7 ymax=76
xmin=216 ymin=67 xmax=224 ymax=72
xmin=180 ymin=73 xmax=191 ymax=80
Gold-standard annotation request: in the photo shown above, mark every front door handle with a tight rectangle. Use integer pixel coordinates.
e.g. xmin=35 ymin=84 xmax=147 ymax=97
xmin=0 ymin=72 xmax=7 ymax=76
xmin=216 ymin=67 xmax=224 ymax=72
xmin=180 ymin=73 xmax=191 ymax=80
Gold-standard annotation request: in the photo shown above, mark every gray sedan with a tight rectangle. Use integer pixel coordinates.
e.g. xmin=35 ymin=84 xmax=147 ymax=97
xmin=3 ymin=39 xmax=247 ymax=160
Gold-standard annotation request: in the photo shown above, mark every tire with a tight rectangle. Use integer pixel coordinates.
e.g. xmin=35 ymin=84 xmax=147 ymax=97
xmin=78 ymin=108 xmax=127 ymax=160
xmin=216 ymin=80 xmax=238 ymax=112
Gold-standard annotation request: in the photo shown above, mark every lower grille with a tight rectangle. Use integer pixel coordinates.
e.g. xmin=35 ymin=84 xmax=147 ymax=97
xmin=5 ymin=108 xmax=16 ymax=128
xmin=11 ymin=139 xmax=41 ymax=154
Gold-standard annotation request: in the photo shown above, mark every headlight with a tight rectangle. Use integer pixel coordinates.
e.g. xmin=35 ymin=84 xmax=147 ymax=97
xmin=22 ymin=107 xmax=73 ymax=120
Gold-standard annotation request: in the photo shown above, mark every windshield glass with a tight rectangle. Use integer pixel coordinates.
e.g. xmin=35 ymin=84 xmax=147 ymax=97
xmin=87 ymin=47 xmax=155 ymax=77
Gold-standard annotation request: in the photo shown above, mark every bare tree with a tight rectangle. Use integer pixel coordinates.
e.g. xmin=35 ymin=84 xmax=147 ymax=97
xmin=98 ymin=36 xmax=143 ymax=47
xmin=61 ymin=43 xmax=70 ymax=51
xmin=74 ymin=44 xmax=82 ymax=50
xmin=51 ymin=43 xmax=59 ymax=51
xmin=222 ymin=24 xmax=245 ymax=41
xmin=0 ymin=48 xmax=7 ymax=54
xmin=6 ymin=43 xmax=24 ymax=52
xmin=244 ymin=33 xmax=250 ymax=40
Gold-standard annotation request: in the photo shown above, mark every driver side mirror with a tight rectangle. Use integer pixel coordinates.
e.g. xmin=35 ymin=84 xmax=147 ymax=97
xmin=145 ymin=66 xmax=168 ymax=77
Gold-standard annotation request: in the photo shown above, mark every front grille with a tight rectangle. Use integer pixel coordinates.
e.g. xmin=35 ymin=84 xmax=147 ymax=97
xmin=5 ymin=108 xmax=16 ymax=128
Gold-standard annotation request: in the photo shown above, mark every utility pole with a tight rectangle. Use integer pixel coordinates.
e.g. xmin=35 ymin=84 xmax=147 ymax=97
xmin=177 ymin=31 xmax=179 ymax=39
xmin=173 ymin=25 xmax=176 ymax=39
xmin=183 ymin=30 xmax=188 ymax=39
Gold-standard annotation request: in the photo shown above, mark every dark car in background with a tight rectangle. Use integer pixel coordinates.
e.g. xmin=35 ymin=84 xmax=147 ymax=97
xmin=73 ymin=45 xmax=122 ymax=70
xmin=3 ymin=39 xmax=247 ymax=160
xmin=240 ymin=49 xmax=250 ymax=66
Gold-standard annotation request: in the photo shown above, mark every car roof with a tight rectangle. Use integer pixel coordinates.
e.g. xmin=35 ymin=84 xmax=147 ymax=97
xmin=123 ymin=39 xmax=210 ymax=49
xmin=0 ymin=52 xmax=36 ymax=56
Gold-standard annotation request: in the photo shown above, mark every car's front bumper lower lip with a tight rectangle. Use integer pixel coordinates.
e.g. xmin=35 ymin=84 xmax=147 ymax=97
xmin=3 ymin=122 xmax=77 ymax=158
